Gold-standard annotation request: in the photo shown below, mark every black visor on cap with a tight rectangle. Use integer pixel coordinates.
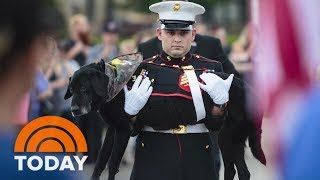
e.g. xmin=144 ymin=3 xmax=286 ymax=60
xmin=159 ymin=19 xmax=195 ymax=30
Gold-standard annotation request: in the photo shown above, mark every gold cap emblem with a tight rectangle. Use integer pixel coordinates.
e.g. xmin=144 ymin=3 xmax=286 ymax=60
xmin=173 ymin=3 xmax=181 ymax=11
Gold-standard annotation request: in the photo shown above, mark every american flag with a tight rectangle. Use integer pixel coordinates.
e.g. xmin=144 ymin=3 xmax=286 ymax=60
xmin=250 ymin=0 xmax=320 ymax=179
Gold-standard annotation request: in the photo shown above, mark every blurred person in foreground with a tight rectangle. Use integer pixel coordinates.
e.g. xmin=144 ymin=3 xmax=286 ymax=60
xmin=0 ymin=1 xmax=80 ymax=179
xmin=250 ymin=0 xmax=320 ymax=179
xmin=125 ymin=1 xmax=234 ymax=179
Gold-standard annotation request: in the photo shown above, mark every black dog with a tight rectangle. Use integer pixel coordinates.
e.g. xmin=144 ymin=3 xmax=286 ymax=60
xmin=216 ymin=72 xmax=266 ymax=180
xmin=64 ymin=60 xmax=132 ymax=180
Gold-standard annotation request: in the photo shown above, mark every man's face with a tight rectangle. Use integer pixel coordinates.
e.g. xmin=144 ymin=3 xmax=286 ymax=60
xmin=157 ymin=28 xmax=196 ymax=58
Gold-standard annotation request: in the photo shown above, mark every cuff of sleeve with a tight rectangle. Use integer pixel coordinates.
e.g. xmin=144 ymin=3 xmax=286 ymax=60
xmin=125 ymin=113 xmax=136 ymax=119
xmin=213 ymin=102 xmax=227 ymax=109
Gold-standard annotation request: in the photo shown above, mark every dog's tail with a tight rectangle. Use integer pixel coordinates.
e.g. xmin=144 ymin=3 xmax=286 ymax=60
xmin=248 ymin=115 xmax=266 ymax=165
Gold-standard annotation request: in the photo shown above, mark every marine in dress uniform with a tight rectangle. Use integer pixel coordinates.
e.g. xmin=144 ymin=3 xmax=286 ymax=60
xmin=137 ymin=1 xmax=238 ymax=178
xmin=124 ymin=1 xmax=234 ymax=180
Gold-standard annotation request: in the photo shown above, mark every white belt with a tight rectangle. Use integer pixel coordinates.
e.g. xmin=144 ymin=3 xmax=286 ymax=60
xmin=143 ymin=124 xmax=209 ymax=134
xmin=182 ymin=65 xmax=206 ymax=121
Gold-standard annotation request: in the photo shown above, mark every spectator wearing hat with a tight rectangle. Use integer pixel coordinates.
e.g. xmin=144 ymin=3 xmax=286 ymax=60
xmin=87 ymin=21 xmax=120 ymax=64
xmin=124 ymin=1 xmax=234 ymax=180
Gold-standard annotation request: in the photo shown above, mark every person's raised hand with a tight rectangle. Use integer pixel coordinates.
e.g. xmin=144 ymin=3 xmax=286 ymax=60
xmin=198 ymin=73 xmax=233 ymax=105
xmin=124 ymin=75 xmax=153 ymax=116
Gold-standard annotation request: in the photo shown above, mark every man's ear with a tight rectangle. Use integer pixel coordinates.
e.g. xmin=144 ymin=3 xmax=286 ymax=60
xmin=192 ymin=28 xmax=196 ymax=41
xmin=64 ymin=77 xmax=73 ymax=99
xmin=156 ymin=28 xmax=162 ymax=41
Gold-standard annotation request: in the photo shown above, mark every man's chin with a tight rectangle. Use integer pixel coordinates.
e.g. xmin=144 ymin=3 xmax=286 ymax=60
xmin=170 ymin=51 xmax=184 ymax=58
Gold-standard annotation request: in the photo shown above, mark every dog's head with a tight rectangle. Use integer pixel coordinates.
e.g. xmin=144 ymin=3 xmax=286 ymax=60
xmin=64 ymin=60 xmax=109 ymax=116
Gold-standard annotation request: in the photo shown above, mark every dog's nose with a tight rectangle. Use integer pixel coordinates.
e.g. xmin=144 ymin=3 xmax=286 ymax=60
xmin=71 ymin=105 xmax=81 ymax=117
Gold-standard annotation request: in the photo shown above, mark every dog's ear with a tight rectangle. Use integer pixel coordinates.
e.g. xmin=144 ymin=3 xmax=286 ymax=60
xmin=91 ymin=72 xmax=109 ymax=97
xmin=64 ymin=77 xmax=73 ymax=99
xmin=97 ymin=59 xmax=105 ymax=72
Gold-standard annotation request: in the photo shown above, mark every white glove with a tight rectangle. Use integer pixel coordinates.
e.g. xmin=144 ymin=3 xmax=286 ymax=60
xmin=124 ymin=75 xmax=153 ymax=116
xmin=198 ymin=73 xmax=234 ymax=105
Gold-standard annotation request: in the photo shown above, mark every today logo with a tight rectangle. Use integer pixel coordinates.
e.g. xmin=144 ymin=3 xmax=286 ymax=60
xmin=14 ymin=116 xmax=88 ymax=171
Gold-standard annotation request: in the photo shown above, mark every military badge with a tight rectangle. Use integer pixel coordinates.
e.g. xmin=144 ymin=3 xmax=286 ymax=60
xmin=178 ymin=73 xmax=191 ymax=92
xmin=140 ymin=69 xmax=149 ymax=78
xmin=131 ymin=75 xmax=137 ymax=82
xmin=173 ymin=3 xmax=181 ymax=11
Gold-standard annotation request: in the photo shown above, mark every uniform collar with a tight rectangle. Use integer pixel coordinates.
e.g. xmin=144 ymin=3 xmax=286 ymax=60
xmin=160 ymin=51 xmax=192 ymax=65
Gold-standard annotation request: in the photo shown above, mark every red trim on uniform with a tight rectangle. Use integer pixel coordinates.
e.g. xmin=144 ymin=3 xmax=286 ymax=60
xmin=176 ymin=134 xmax=182 ymax=159
xmin=193 ymin=54 xmax=221 ymax=63
xmin=143 ymin=61 xmax=206 ymax=71
xmin=151 ymin=93 xmax=192 ymax=100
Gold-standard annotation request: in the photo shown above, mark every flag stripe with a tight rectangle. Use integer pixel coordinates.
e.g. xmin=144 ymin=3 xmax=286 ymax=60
xmin=274 ymin=0 xmax=309 ymax=88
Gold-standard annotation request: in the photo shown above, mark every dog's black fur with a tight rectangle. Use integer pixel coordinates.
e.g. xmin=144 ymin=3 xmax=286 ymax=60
xmin=215 ymin=72 xmax=266 ymax=180
xmin=65 ymin=60 xmax=266 ymax=180
xmin=64 ymin=61 xmax=131 ymax=180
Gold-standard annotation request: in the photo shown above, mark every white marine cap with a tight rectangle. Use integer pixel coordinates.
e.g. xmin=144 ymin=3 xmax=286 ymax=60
xmin=149 ymin=1 xmax=205 ymax=30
